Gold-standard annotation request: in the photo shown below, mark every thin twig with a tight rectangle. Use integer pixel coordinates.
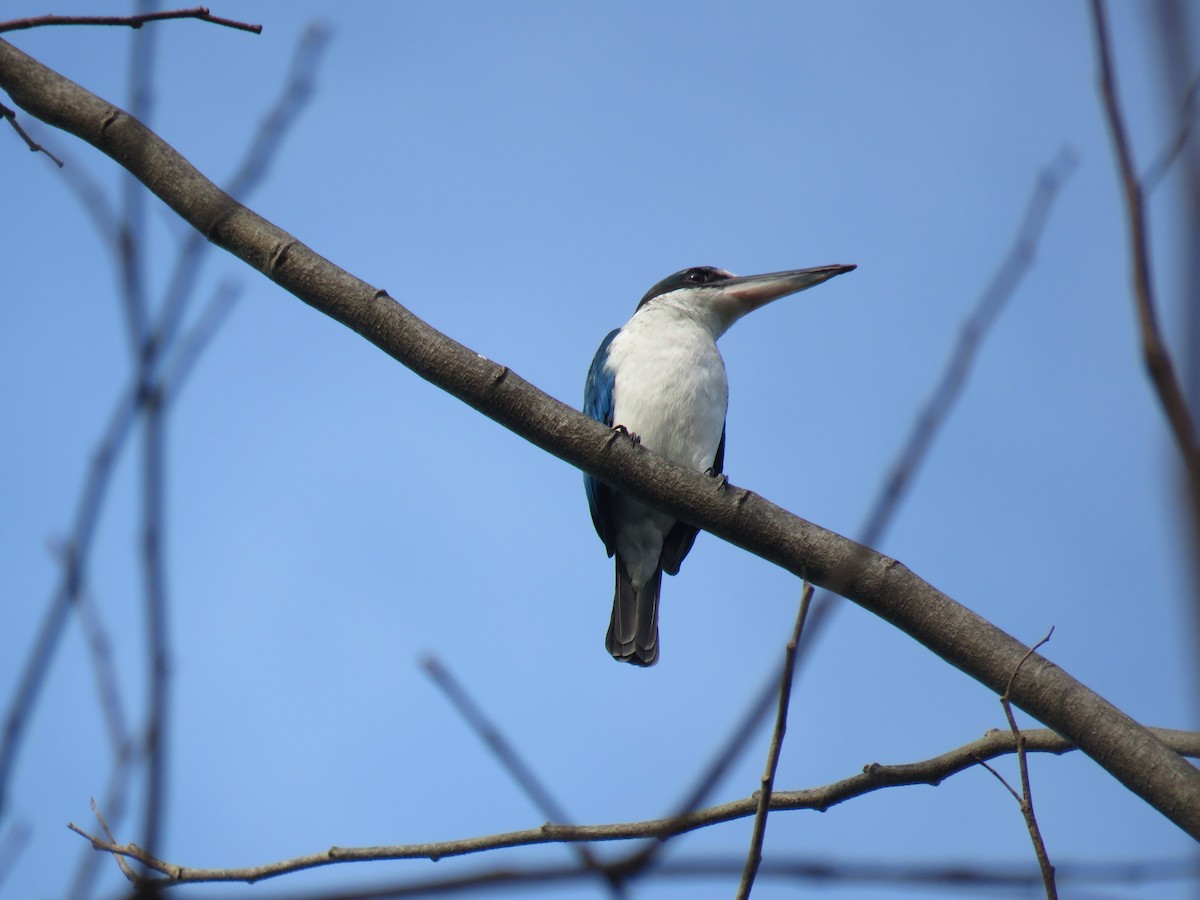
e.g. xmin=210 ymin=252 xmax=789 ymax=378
xmin=796 ymin=147 xmax=1078 ymax=663
xmin=58 ymin=553 xmax=132 ymax=757
xmin=0 ymin=18 xmax=329 ymax=844
xmin=138 ymin=384 xmax=170 ymax=861
xmin=65 ymin=724 xmax=1200 ymax=888
xmin=0 ymin=100 xmax=63 ymax=166
xmin=736 ymin=583 xmax=814 ymax=899
xmin=1000 ymin=628 xmax=1057 ymax=899
xmin=420 ymin=657 xmax=622 ymax=897
xmin=0 ymin=7 xmax=262 ymax=35
xmin=116 ymin=0 xmax=157 ymax=358
xmin=1090 ymin=0 xmax=1200 ymax=534
xmin=1142 ymin=69 xmax=1200 ymax=192
xmin=150 ymin=22 xmax=331 ymax=364
xmin=0 ymin=385 xmax=140 ymax=822
xmin=166 ymin=854 xmax=1200 ymax=899
xmin=73 ymin=856 xmax=1200 ymax=900
xmin=161 ymin=280 xmax=241 ymax=402
xmin=610 ymin=642 xmax=799 ymax=882
xmin=89 ymin=799 xmax=137 ymax=883
xmin=67 ymin=751 xmax=137 ymax=899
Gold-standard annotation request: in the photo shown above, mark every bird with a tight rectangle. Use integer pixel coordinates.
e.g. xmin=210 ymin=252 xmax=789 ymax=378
xmin=583 ymin=263 xmax=856 ymax=666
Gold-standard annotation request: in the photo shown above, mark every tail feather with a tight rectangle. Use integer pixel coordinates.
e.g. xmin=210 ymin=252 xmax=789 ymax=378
xmin=606 ymin=560 xmax=662 ymax=666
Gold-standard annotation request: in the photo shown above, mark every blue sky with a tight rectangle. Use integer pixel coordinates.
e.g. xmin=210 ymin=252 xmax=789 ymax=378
xmin=2 ymin=3 xmax=1197 ymax=898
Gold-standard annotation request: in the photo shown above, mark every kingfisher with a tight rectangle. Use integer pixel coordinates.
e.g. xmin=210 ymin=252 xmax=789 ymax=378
xmin=583 ymin=263 xmax=855 ymax=666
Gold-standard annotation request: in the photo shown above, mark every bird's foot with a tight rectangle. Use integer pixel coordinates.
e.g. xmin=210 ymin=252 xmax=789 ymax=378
xmin=706 ymin=468 xmax=729 ymax=489
xmin=613 ymin=424 xmax=641 ymax=447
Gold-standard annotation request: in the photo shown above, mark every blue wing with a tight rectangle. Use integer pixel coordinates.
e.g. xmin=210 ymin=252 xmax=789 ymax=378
xmin=584 ymin=329 xmax=619 ymax=556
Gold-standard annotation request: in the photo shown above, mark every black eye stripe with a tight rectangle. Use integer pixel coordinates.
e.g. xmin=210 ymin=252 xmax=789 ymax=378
xmin=637 ymin=266 xmax=730 ymax=308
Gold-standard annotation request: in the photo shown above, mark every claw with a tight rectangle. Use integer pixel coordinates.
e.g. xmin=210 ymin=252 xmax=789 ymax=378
xmin=706 ymin=468 xmax=729 ymax=490
xmin=613 ymin=424 xmax=641 ymax=447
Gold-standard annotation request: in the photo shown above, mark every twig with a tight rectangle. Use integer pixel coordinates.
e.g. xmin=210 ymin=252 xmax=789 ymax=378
xmin=796 ymin=146 xmax=1078 ymax=665
xmin=67 ymin=726 xmax=1200 ymax=888
xmin=0 ymin=385 xmax=141 ymax=823
xmin=1090 ymin=0 xmax=1200 ymax=534
xmin=88 ymin=799 xmax=136 ymax=883
xmin=420 ymin=657 xmax=622 ymax=898
xmin=1000 ymin=628 xmax=1057 ymax=899
xmin=150 ymin=23 xmax=331 ymax=366
xmin=0 ymin=7 xmax=262 ymax=35
xmin=58 ymin=553 xmax=132 ymax=758
xmin=67 ymin=750 xmax=138 ymax=899
xmin=161 ymin=280 xmax=241 ymax=402
xmin=176 ymin=854 xmax=1200 ymax=899
xmin=138 ymin=383 xmax=169 ymax=861
xmin=1142 ymin=70 xmax=1200 ymax=192
xmin=736 ymin=582 xmax=813 ymax=899
xmin=609 ymin=638 xmax=800 ymax=882
xmin=116 ymin=0 xmax=158 ymax=358
xmin=0 ymin=100 xmax=63 ymax=166
xmin=0 ymin=19 xmax=329 ymax=844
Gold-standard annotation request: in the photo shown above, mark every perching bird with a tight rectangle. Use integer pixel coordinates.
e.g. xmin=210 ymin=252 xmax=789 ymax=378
xmin=583 ymin=264 xmax=855 ymax=666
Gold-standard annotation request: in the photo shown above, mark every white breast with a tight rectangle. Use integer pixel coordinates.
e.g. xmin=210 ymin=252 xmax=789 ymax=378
xmin=605 ymin=306 xmax=728 ymax=474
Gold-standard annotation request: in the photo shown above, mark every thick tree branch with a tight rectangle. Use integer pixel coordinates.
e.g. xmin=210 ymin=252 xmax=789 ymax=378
xmin=3 ymin=38 xmax=1200 ymax=837
xmin=66 ymin=727 xmax=1200 ymax=888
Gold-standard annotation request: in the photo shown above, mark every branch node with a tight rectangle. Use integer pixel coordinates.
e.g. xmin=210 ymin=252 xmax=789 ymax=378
xmin=98 ymin=108 xmax=122 ymax=137
xmin=267 ymin=238 xmax=297 ymax=275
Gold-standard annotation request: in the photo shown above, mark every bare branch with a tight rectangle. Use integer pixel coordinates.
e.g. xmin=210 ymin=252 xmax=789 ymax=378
xmin=0 ymin=384 xmax=140 ymax=823
xmin=151 ymin=21 xmax=332 ymax=365
xmin=115 ymin=0 xmax=159 ymax=356
xmin=178 ymin=853 xmax=1200 ymax=899
xmin=160 ymin=280 xmax=241 ymax=402
xmin=64 ymin=558 xmax=132 ymax=758
xmin=796 ymin=147 xmax=1078 ymax=669
xmin=0 ymin=100 xmax=62 ymax=166
xmin=998 ymin=629 xmax=1058 ymax=899
xmin=4 ymin=36 xmax=1198 ymax=836
xmin=1089 ymin=0 xmax=1200 ymax=534
xmin=1142 ymin=69 xmax=1200 ymax=192
xmin=611 ymin=623 xmax=803 ymax=883
xmin=420 ymin=656 xmax=622 ymax=898
xmin=138 ymin=384 xmax=169 ymax=860
xmin=0 ymin=7 xmax=262 ymax=35
xmin=736 ymin=582 xmax=814 ymax=900
xmin=0 ymin=25 xmax=328 ymax=836
xmin=65 ymin=726 xmax=1200 ymax=888
xmin=88 ymin=798 xmax=137 ymax=884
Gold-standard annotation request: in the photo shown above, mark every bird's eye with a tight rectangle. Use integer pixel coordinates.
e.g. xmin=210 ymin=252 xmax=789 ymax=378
xmin=686 ymin=269 xmax=709 ymax=284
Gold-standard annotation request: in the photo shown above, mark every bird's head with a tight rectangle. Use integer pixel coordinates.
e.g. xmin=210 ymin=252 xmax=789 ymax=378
xmin=636 ymin=263 xmax=856 ymax=338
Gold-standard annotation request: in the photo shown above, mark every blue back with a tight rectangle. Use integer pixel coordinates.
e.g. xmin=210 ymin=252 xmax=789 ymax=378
xmin=583 ymin=329 xmax=619 ymax=554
